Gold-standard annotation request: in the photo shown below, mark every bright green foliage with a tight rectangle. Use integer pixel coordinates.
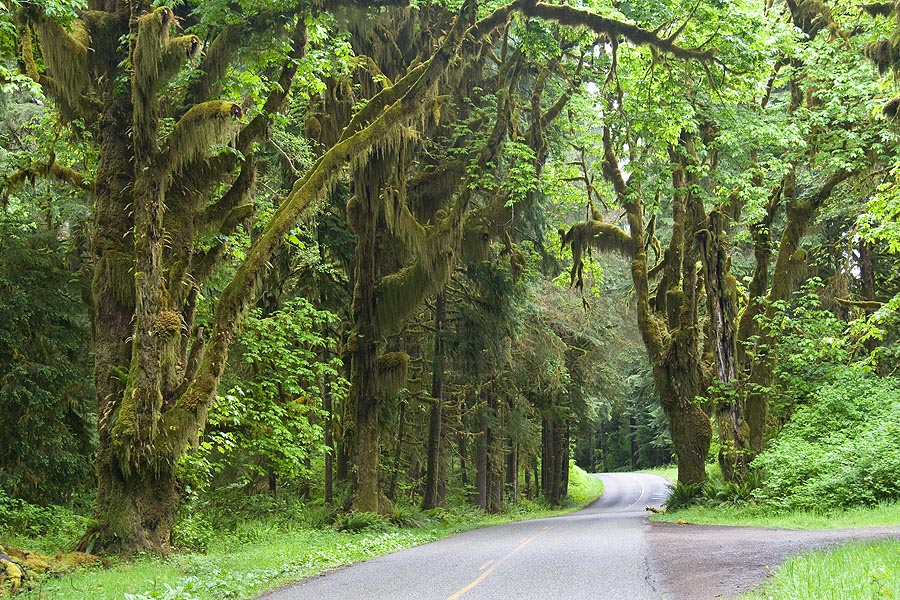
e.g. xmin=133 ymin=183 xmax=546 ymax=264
xmin=0 ymin=487 xmax=90 ymax=553
xmin=761 ymin=281 xmax=853 ymax=416
xmin=179 ymin=298 xmax=345 ymax=493
xmin=0 ymin=219 xmax=94 ymax=504
xmin=753 ymin=368 xmax=900 ymax=511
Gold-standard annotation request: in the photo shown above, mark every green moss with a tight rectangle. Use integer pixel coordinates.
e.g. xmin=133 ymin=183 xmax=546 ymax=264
xmin=35 ymin=18 xmax=88 ymax=108
xmin=152 ymin=311 xmax=182 ymax=337
xmin=864 ymin=39 xmax=900 ymax=74
xmin=165 ymin=101 xmax=242 ymax=176
xmin=376 ymin=351 xmax=410 ymax=398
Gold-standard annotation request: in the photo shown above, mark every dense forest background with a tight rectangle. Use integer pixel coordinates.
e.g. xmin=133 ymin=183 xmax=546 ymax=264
xmin=2 ymin=0 xmax=900 ymax=576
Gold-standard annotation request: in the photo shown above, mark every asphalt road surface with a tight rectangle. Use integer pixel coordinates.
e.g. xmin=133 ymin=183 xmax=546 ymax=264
xmin=260 ymin=472 xmax=670 ymax=600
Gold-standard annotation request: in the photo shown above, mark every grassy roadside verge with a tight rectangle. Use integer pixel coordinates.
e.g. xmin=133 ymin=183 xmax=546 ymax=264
xmin=649 ymin=500 xmax=900 ymax=529
xmin=9 ymin=465 xmax=602 ymax=600
xmin=740 ymin=539 xmax=900 ymax=599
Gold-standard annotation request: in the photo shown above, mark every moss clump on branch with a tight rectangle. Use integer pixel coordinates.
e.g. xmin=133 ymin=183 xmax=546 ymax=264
xmin=152 ymin=311 xmax=183 ymax=337
xmin=861 ymin=1 xmax=900 ymax=18
xmin=786 ymin=0 xmax=837 ymax=38
xmin=375 ymin=255 xmax=451 ymax=336
xmin=134 ymin=7 xmax=176 ymax=81
xmin=560 ymin=220 xmax=634 ymax=289
xmin=165 ymin=101 xmax=242 ymax=175
xmin=883 ymin=95 xmax=900 ymax=119
xmin=376 ymin=351 xmax=410 ymax=398
xmin=864 ymin=39 xmax=900 ymax=74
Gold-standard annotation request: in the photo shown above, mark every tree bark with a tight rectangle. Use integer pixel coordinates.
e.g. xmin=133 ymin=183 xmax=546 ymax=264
xmin=422 ymin=290 xmax=447 ymax=510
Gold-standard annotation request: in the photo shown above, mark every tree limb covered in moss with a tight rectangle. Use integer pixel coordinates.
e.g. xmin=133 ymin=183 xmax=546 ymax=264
xmin=2 ymin=161 xmax=89 ymax=196
xmin=17 ymin=17 xmax=97 ymax=123
xmin=163 ymin=100 xmax=242 ymax=177
xmin=836 ymin=298 xmax=883 ymax=310
xmin=769 ymin=168 xmax=851 ymax=303
xmin=561 ymin=220 xmax=634 ymax=290
xmin=520 ymin=2 xmax=714 ymax=61
xmin=861 ymin=2 xmax=898 ymax=17
xmin=168 ymin=20 xmax=308 ymax=194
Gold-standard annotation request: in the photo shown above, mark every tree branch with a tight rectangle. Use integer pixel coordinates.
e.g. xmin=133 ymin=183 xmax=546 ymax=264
xmin=520 ymin=2 xmax=714 ymax=61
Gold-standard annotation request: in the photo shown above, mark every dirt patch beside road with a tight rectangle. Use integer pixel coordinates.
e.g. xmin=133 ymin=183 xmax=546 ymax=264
xmin=647 ymin=522 xmax=900 ymax=599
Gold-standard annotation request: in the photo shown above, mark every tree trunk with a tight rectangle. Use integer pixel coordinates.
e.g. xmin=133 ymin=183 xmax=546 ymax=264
xmin=506 ymin=441 xmax=518 ymax=502
xmin=629 ymin=415 xmax=638 ymax=471
xmin=458 ymin=432 xmax=469 ymax=490
xmin=387 ymin=399 xmax=406 ymax=502
xmin=323 ymin=375 xmax=334 ymax=505
xmin=349 ymin=152 xmax=386 ymax=513
xmin=90 ymin=457 xmax=179 ymax=555
xmin=475 ymin=407 xmax=489 ymax=509
xmin=422 ymin=290 xmax=446 ymax=510
xmin=542 ymin=416 xmax=568 ymax=505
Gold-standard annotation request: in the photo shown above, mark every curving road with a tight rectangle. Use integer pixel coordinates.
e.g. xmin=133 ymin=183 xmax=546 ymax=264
xmin=260 ymin=473 xmax=670 ymax=600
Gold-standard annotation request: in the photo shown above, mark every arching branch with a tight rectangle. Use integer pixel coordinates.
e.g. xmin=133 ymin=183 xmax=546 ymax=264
xmin=520 ymin=2 xmax=714 ymax=61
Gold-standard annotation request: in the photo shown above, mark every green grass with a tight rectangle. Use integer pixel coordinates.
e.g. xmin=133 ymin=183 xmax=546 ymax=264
xmin=740 ymin=539 xmax=900 ymax=600
xmin=568 ymin=463 xmax=605 ymax=505
xmin=640 ymin=464 xmax=677 ymax=481
xmin=10 ymin=465 xmax=603 ymax=600
xmin=650 ymin=500 xmax=900 ymax=530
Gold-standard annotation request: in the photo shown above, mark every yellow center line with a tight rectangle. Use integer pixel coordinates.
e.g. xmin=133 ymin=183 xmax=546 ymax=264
xmin=478 ymin=560 xmax=494 ymax=571
xmin=446 ymin=526 xmax=554 ymax=600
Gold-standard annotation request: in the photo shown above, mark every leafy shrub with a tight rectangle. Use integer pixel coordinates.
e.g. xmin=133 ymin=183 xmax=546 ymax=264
xmin=388 ymin=504 xmax=433 ymax=528
xmin=664 ymin=481 xmax=703 ymax=510
xmin=754 ymin=369 xmax=900 ymax=511
xmin=172 ymin=510 xmax=215 ymax=553
xmin=333 ymin=511 xmax=390 ymax=532
xmin=701 ymin=469 xmax=761 ymax=507
xmin=178 ymin=298 xmax=347 ymax=496
xmin=0 ymin=488 xmax=88 ymax=550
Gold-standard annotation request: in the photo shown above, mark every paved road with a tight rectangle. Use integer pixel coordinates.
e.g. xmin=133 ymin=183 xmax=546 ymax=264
xmin=260 ymin=472 xmax=670 ymax=600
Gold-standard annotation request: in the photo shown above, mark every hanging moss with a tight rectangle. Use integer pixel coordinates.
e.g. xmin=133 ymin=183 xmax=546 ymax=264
xmin=375 ymin=242 xmax=453 ymax=337
xmin=186 ymin=23 xmax=242 ymax=103
xmin=159 ymin=35 xmax=201 ymax=83
xmin=165 ymin=101 xmax=242 ymax=176
xmin=461 ymin=224 xmax=491 ymax=262
xmin=864 ymin=39 xmax=900 ymax=74
xmin=786 ymin=0 xmax=837 ymax=39
xmin=376 ymin=351 xmax=410 ymax=398
xmin=509 ymin=249 xmax=526 ymax=283
xmin=560 ymin=219 xmax=633 ymax=289
xmin=133 ymin=8 xmax=202 ymax=137
xmin=101 ymin=251 xmax=136 ymax=307
xmin=135 ymin=7 xmax=175 ymax=82
xmin=383 ymin=184 xmax=427 ymax=257
xmin=883 ymin=95 xmax=900 ymax=119
xmin=861 ymin=2 xmax=899 ymax=18
xmin=35 ymin=18 xmax=89 ymax=108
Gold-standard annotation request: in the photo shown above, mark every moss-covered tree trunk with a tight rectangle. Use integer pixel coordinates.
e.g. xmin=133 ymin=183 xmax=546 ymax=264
xmin=422 ymin=289 xmax=447 ymax=510
xmin=348 ymin=154 xmax=385 ymax=513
